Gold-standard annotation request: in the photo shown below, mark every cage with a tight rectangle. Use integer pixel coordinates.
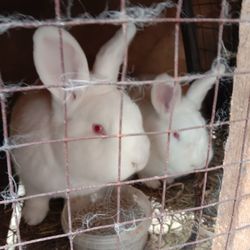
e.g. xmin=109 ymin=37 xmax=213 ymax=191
xmin=0 ymin=0 xmax=247 ymax=249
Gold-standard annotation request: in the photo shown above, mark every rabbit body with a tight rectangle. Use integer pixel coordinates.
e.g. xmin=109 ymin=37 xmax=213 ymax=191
xmin=138 ymin=63 xmax=225 ymax=188
xmin=10 ymin=25 xmax=150 ymax=225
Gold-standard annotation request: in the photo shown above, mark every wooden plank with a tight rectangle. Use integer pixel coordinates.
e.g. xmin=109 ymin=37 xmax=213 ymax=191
xmin=212 ymin=1 xmax=250 ymax=249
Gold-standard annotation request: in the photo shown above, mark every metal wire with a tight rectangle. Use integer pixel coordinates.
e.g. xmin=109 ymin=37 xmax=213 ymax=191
xmin=0 ymin=77 xmax=22 ymax=250
xmin=193 ymin=0 xmax=228 ymax=243
xmin=54 ymin=1 xmax=74 ymax=249
xmin=0 ymin=0 xmax=246 ymax=249
xmin=158 ymin=0 xmax=183 ymax=248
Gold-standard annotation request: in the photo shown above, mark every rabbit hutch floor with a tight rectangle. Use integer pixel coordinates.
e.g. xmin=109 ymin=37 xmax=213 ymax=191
xmin=0 ymin=125 xmax=227 ymax=250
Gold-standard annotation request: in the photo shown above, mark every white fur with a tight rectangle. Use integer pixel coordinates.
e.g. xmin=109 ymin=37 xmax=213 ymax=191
xmin=138 ymin=63 xmax=225 ymax=188
xmin=10 ymin=25 xmax=150 ymax=225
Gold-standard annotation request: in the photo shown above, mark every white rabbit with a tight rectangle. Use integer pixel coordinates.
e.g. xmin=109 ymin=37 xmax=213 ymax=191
xmin=10 ymin=24 xmax=150 ymax=225
xmin=138 ymin=62 xmax=225 ymax=189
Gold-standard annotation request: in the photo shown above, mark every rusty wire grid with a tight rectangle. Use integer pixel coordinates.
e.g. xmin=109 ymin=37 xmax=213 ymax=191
xmin=0 ymin=0 xmax=246 ymax=249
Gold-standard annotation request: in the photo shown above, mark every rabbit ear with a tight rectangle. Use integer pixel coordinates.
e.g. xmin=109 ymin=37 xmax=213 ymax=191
xmin=33 ymin=26 xmax=90 ymax=102
xmin=92 ymin=23 xmax=136 ymax=81
xmin=151 ymin=74 xmax=182 ymax=116
xmin=186 ymin=62 xmax=225 ymax=110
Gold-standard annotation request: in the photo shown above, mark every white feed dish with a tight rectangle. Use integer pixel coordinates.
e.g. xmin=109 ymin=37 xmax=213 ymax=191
xmin=61 ymin=185 xmax=152 ymax=250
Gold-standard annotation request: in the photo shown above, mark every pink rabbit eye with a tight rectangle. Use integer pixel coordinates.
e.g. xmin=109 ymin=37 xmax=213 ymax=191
xmin=92 ymin=124 xmax=106 ymax=135
xmin=173 ymin=131 xmax=180 ymax=140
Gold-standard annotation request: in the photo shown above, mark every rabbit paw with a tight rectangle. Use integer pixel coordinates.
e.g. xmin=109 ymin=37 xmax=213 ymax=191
xmin=166 ymin=177 xmax=175 ymax=184
xmin=145 ymin=180 xmax=161 ymax=189
xmin=23 ymin=197 xmax=49 ymax=225
xmin=145 ymin=178 xmax=174 ymax=188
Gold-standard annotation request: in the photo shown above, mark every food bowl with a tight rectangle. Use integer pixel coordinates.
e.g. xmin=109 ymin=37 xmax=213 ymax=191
xmin=61 ymin=185 xmax=152 ymax=250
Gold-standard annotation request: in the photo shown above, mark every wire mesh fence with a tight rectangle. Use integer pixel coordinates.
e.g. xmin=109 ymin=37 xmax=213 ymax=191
xmin=0 ymin=0 xmax=247 ymax=249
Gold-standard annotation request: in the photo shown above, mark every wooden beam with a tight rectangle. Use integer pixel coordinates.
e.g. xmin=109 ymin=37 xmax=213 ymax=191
xmin=212 ymin=1 xmax=250 ymax=249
